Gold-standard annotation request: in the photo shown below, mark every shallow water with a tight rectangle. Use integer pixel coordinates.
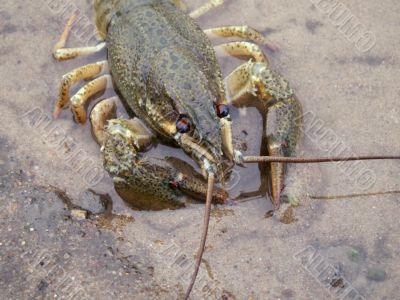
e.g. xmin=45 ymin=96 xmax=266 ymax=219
xmin=1 ymin=0 xmax=399 ymax=299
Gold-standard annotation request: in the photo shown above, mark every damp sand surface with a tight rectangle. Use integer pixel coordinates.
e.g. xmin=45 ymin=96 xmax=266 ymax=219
xmin=1 ymin=0 xmax=399 ymax=299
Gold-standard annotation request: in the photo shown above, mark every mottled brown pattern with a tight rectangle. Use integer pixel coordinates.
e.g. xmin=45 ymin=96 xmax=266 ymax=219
xmin=91 ymin=0 xmax=302 ymax=210
xmin=93 ymin=0 xmax=233 ymax=208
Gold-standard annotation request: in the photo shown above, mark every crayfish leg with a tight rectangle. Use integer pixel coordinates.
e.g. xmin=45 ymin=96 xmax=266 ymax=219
xmin=189 ymin=0 xmax=224 ymax=19
xmin=89 ymin=97 xmax=118 ymax=145
xmin=214 ymin=41 xmax=268 ymax=63
xmin=53 ymin=14 xmax=105 ymax=61
xmin=53 ymin=60 xmax=109 ymax=119
xmin=204 ymin=25 xmax=277 ymax=52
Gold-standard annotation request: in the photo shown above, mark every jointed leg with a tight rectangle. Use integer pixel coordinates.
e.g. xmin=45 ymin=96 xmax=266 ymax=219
xmin=204 ymin=26 xmax=278 ymax=52
xmin=173 ymin=0 xmax=188 ymax=11
xmin=91 ymin=97 xmax=153 ymax=148
xmin=189 ymin=0 xmax=224 ymax=19
xmin=214 ymin=41 xmax=268 ymax=63
xmin=53 ymin=14 xmax=106 ymax=61
xmin=70 ymin=74 xmax=112 ymax=124
xmin=90 ymin=97 xmax=118 ymax=145
xmin=53 ymin=60 xmax=108 ymax=118
xmin=224 ymin=61 xmax=293 ymax=104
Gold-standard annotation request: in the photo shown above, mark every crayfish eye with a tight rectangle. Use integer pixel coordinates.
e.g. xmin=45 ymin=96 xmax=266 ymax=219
xmin=176 ymin=115 xmax=191 ymax=133
xmin=169 ymin=181 xmax=180 ymax=190
xmin=216 ymin=104 xmax=229 ymax=118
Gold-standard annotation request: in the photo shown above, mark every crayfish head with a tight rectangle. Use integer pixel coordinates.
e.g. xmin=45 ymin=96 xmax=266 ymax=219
xmin=176 ymin=132 xmax=230 ymax=182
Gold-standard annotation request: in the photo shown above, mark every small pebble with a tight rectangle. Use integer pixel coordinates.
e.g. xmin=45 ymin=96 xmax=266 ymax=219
xmin=347 ymin=248 xmax=360 ymax=263
xmin=221 ymin=290 xmax=236 ymax=300
xmin=281 ymin=288 xmax=295 ymax=298
xmin=265 ymin=210 xmax=274 ymax=218
xmin=280 ymin=207 xmax=297 ymax=224
xmin=366 ymin=268 xmax=387 ymax=282
xmin=71 ymin=209 xmax=88 ymax=220
xmin=288 ymin=195 xmax=299 ymax=207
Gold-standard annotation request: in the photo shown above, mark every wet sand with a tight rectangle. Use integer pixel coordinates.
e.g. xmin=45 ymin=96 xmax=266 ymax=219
xmin=1 ymin=0 xmax=399 ymax=299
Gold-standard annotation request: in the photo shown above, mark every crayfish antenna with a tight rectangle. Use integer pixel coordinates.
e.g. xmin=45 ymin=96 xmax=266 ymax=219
xmin=243 ymin=155 xmax=400 ymax=163
xmin=184 ymin=173 xmax=215 ymax=300
xmin=310 ymin=190 xmax=400 ymax=200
